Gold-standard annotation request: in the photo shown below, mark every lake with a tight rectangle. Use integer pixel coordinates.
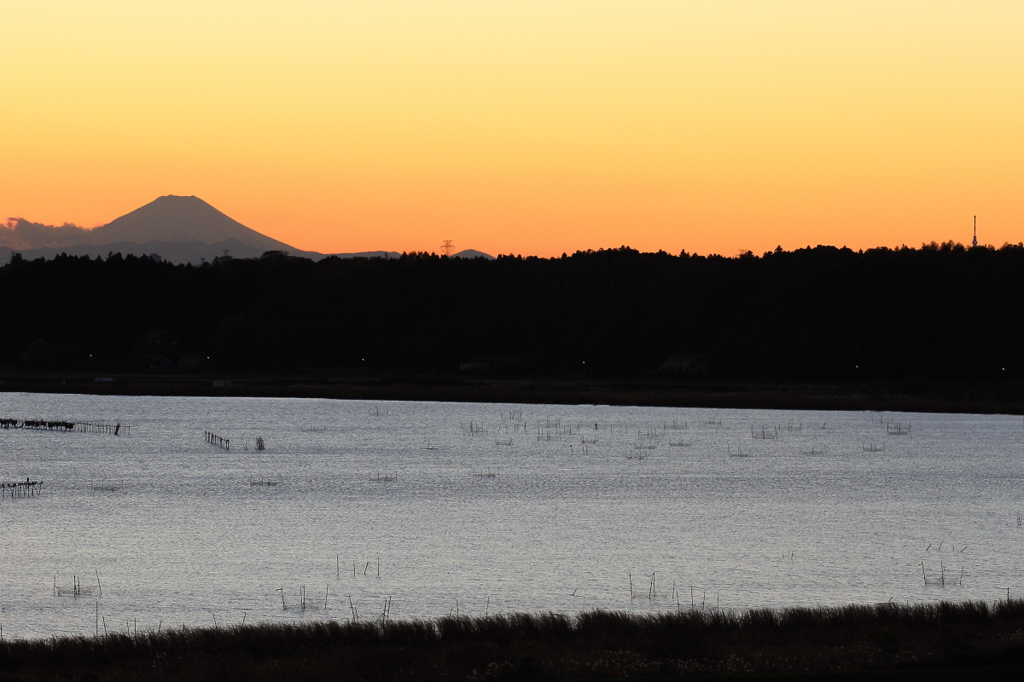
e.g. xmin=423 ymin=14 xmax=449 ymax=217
xmin=1 ymin=392 xmax=1022 ymax=639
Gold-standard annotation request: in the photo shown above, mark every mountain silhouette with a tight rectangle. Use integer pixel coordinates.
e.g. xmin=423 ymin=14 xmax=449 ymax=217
xmin=3 ymin=195 xmax=490 ymax=264
xmin=2 ymin=195 xmax=330 ymax=263
xmin=84 ymin=195 xmax=298 ymax=252
xmin=453 ymin=249 xmax=494 ymax=260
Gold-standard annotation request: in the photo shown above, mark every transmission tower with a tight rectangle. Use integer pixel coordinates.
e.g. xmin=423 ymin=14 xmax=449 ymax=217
xmin=441 ymin=240 xmax=454 ymax=257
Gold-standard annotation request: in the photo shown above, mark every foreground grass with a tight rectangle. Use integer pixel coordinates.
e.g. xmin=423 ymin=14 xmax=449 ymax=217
xmin=3 ymin=601 xmax=1024 ymax=681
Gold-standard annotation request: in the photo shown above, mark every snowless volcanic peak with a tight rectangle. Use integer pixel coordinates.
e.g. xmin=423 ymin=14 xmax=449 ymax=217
xmin=86 ymin=195 xmax=297 ymax=251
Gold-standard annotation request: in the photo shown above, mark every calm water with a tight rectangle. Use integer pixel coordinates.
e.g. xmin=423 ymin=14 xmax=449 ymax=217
xmin=1 ymin=392 xmax=1022 ymax=639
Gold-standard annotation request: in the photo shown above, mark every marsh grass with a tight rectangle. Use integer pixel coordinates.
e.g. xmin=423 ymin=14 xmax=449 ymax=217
xmin=3 ymin=600 xmax=1024 ymax=680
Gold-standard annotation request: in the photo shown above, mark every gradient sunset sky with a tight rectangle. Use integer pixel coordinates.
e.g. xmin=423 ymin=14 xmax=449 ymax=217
xmin=3 ymin=1 xmax=1021 ymax=257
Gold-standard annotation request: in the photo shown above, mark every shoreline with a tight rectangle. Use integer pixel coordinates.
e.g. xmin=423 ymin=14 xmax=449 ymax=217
xmin=2 ymin=601 xmax=1024 ymax=681
xmin=2 ymin=370 xmax=1023 ymax=415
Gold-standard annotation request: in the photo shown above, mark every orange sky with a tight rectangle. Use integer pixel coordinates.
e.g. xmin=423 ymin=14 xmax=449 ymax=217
xmin=2 ymin=1 xmax=1021 ymax=257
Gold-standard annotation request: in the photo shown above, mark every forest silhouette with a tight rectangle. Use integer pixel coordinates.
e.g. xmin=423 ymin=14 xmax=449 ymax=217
xmin=2 ymin=242 xmax=1022 ymax=384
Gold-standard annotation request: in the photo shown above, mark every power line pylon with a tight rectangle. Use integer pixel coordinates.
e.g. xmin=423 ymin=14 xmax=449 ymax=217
xmin=441 ymin=240 xmax=454 ymax=257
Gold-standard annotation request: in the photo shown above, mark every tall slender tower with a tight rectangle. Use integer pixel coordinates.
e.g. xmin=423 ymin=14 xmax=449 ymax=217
xmin=972 ymin=216 xmax=978 ymax=247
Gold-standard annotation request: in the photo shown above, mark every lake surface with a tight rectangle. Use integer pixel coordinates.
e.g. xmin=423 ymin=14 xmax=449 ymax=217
xmin=1 ymin=392 xmax=1022 ymax=639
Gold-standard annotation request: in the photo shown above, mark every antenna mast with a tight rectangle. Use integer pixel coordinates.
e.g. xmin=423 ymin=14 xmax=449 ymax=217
xmin=972 ymin=216 xmax=977 ymax=248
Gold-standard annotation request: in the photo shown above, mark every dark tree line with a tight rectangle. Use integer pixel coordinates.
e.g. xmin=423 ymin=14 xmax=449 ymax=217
xmin=2 ymin=242 xmax=1023 ymax=382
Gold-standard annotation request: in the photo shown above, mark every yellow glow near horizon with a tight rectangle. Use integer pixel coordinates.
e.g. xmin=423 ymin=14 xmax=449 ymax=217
xmin=2 ymin=1 xmax=1022 ymax=256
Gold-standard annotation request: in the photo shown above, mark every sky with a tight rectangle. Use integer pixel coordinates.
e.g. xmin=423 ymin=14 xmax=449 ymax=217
xmin=2 ymin=1 xmax=1022 ymax=257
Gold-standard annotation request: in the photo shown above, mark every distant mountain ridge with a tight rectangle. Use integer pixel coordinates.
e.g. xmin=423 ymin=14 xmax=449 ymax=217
xmin=1 ymin=195 xmax=311 ymax=262
xmin=85 ymin=195 xmax=297 ymax=252
xmin=453 ymin=249 xmax=495 ymax=260
xmin=1 ymin=195 xmax=492 ymax=264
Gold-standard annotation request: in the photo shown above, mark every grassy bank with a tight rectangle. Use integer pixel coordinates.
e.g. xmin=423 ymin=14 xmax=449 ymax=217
xmin=3 ymin=370 xmax=1024 ymax=415
xmin=3 ymin=601 xmax=1024 ymax=681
